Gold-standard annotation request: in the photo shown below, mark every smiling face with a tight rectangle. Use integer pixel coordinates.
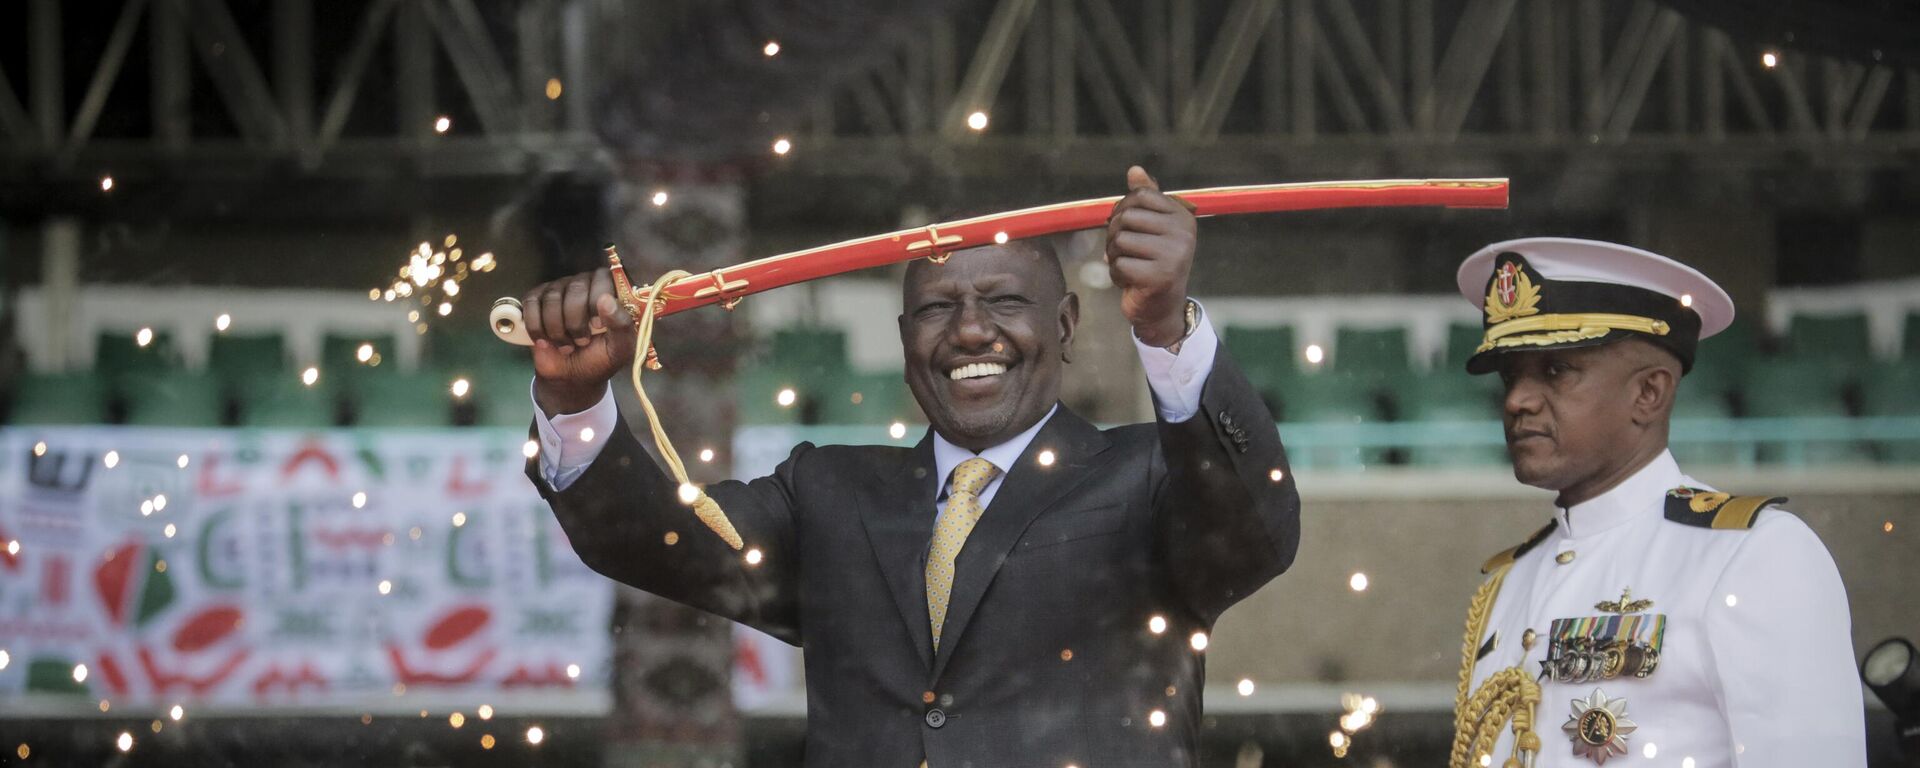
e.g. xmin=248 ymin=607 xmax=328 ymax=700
xmin=899 ymin=243 xmax=1078 ymax=453
xmin=1495 ymin=340 xmax=1679 ymax=505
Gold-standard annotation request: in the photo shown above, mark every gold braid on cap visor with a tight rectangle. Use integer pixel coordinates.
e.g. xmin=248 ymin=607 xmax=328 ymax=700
xmin=1476 ymin=313 xmax=1671 ymax=354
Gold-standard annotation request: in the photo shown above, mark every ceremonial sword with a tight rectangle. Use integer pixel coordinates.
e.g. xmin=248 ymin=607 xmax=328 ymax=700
xmin=488 ymin=178 xmax=1508 ymax=346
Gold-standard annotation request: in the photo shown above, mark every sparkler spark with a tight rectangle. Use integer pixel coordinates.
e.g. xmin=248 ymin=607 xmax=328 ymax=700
xmin=370 ymin=236 xmax=498 ymax=332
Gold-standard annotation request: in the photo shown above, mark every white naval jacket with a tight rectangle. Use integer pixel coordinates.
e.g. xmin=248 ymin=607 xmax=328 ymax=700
xmin=1464 ymin=450 xmax=1865 ymax=767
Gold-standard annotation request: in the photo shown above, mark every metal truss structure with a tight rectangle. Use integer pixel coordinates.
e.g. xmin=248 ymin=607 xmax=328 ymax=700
xmin=1 ymin=0 xmax=1916 ymax=187
xmin=792 ymin=0 xmax=1920 ymax=179
xmin=0 ymin=0 xmax=600 ymax=184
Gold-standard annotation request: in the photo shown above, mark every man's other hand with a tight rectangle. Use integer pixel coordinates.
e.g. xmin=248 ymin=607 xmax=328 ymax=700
xmin=521 ymin=267 xmax=638 ymax=416
xmin=1106 ymin=166 xmax=1196 ymax=348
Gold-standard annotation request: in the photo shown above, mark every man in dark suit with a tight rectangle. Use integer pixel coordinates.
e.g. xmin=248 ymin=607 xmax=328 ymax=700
xmin=517 ymin=167 xmax=1300 ymax=767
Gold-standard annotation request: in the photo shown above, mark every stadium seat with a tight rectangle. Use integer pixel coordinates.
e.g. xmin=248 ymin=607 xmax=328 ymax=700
xmin=1669 ymin=381 xmax=1746 ymax=467
xmin=1222 ymin=326 xmax=1299 ymax=391
xmin=236 ymin=371 xmax=337 ymax=428
xmin=349 ymin=371 xmax=454 ymax=427
xmin=737 ymin=367 xmax=806 ymax=425
xmin=1278 ymin=373 xmax=1385 ymax=468
xmin=1444 ymin=322 xmax=1484 ymax=369
xmin=1333 ymin=327 xmax=1410 ymax=376
xmin=207 ymin=333 xmax=288 ymax=383
xmin=1394 ymin=374 xmax=1503 ymax=466
xmin=1862 ymin=361 xmax=1920 ymax=462
xmin=96 ymin=330 xmax=180 ymax=378
xmin=124 ymin=371 xmax=226 ymax=426
xmin=7 ymin=373 xmax=109 ymax=424
xmin=425 ymin=328 xmax=525 ymax=371
xmin=1905 ymin=312 xmax=1920 ymax=360
xmin=819 ymin=372 xmax=915 ymax=425
xmin=1741 ymin=360 xmax=1870 ymax=465
xmin=1784 ymin=312 xmax=1870 ymax=361
xmin=321 ymin=332 xmax=396 ymax=376
xmin=465 ymin=364 xmax=538 ymax=428
xmin=765 ymin=328 xmax=850 ymax=372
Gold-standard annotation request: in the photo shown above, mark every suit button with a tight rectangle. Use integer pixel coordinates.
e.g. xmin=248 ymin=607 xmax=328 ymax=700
xmin=1218 ymin=410 xmax=1235 ymax=426
xmin=924 ymin=708 xmax=947 ymax=728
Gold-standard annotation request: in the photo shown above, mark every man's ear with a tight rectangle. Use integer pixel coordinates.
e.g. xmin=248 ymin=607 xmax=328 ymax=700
xmin=1631 ymin=364 xmax=1677 ymax=426
xmin=1058 ymin=292 xmax=1081 ymax=363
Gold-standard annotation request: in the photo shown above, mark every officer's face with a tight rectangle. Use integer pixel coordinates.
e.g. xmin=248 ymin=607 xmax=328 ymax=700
xmin=899 ymin=245 xmax=1078 ymax=453
xmin=1495 ymin=345 xmax=1645 ymax=494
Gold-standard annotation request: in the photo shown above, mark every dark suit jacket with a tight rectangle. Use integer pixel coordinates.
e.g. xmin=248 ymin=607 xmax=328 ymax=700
xmin=528 ymin=345 xmax=1300 ymax=767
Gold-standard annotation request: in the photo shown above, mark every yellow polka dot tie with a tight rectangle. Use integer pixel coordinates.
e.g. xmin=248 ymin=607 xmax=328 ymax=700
xmin=927 ymin=457 xmax=999 ymax=652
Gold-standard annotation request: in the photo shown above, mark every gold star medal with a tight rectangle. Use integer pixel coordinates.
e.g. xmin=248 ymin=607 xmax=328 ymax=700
xmin=1562 ymin=688 xmax=1636 ymax=764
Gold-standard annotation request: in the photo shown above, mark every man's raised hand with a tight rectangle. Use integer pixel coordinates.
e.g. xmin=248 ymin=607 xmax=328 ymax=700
xmin=1105 ymin=166 xmax=1197 ymax=348
xmin=521 ymin=267 xmax=638 ymax=416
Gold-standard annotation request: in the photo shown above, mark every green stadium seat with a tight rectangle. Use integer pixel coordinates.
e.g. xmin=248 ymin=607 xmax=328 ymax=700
xmin=1223 ymin=325 xmax=1298 ymax=377
xmin=321 ymin=333 xmax=396 ymax=376
xmin=1688 ymin=317 xmax=1760 ymax=398
xmin=1395 ymin=374 xmax=1503 ymax=466
xmin=1333 ymin=327 xmax=1410 ymax=376
xmin=1279 ymin=373 xmax=1384 ymax=469
xmin=819 ymin=372 xmax=916 ymax=425
xmin=1784 ymin=312 xmax=1870 ymax=361
xmin=349 ymin=371 xmax=454 ymax=427
xmin=1445 ymin=322 xmax=1484 ymax=369
xmin=8 ymin=373 xmax=109 ymax=424
xmin=465 ymin=363 xmax=538 ymax=428
xmin=765 ymin=328 xmax=850 ymax=372
xmin=207 ymin=333 xmax=288 ymax=382
xmin=1741 ymin=360 xmax=1869 ymax=465
xmin=736 ymin=367 xmax=806 ymax=425
xmin=124 ymin=372 xmax=225 ymax=426
xmin=96 ymin=330 xmax=180 ymax=378
xmin=425 ymin=328 xmax=526 ymax=372
xmin=1862 ymin=361 xmax=1920 ymax=462
xmin=1669 ymin=382 xmax=1747 ymax=467
xmin=236 ymin=371 xmax=337 ymax=428
xmin=1904 ymin=312 xmax=1920 ymax=360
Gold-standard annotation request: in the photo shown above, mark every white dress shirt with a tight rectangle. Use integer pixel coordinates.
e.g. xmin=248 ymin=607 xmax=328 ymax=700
xmin=1467 ymin=450 xmax=1865 ymax=767
xmin=534 ymin=302 xmax=1220 ymax=493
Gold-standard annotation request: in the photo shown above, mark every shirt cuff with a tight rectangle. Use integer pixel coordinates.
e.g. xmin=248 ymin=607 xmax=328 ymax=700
xmin=530 ymin=380 xmax=618 ymax=492
xmin=1133 ymin=300 xmax=1218 ymax=423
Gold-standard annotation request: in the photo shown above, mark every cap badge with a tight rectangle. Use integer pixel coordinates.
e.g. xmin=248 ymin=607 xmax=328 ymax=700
xmin=1485 ymin=258 xmax=1543 ymax=324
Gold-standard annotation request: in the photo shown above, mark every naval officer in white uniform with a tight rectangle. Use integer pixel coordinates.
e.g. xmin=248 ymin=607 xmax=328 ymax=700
xmin=1447 ymin=238 xmax=1864 ymax=768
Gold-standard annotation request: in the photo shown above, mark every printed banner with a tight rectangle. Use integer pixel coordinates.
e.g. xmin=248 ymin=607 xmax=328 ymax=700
xmin=0 ymin=427 xmax=797 ymax=716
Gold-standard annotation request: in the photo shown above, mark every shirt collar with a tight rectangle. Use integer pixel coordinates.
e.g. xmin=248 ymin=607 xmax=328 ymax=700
xmin=1555 ymin=449 xmax=1684 ymax=538
xmin=931 ymin=404 xmax=1059 ymax=497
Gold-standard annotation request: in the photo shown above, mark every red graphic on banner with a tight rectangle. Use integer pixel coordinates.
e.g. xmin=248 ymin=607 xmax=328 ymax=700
xmin=94 ymin=541 xmax=142 ymax=627
xmin=140 ymin=646 xmax=250 ymax=696
xmin=312 ymin=527 xmax=388 ymax=552
xmin=252 ymin=663 xmax=330 ymax=697
xmin=281 ymin=442 xmax=341 ymax=481
xmin=197 ymin=454 xmax=247 ymax=497
xmin=173 ymin=605 xmax=243 ymax=653
xmin=501 ymin=661 xmax=576 ymax=688
xmin=42 ymin=555 xmax=69 ymax=606
xmin=96 ymin=652 xmax=133 ymax=695
xmin=424 ymin=606 xmax=489 ymax=650
xmin=445 ymin=456 xmax=492 ymax=498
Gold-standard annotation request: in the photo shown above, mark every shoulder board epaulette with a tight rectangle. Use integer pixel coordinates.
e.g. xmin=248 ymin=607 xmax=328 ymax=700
xmin=1663 ymin=486 xmax=1786 ymax=530
xmin=1481 ymin=521 xmax=1558 ymax=574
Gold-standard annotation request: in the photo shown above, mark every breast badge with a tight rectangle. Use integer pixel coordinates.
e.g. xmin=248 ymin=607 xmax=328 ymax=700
xmin=1562 ymin=688 xmax=1637 ymax=764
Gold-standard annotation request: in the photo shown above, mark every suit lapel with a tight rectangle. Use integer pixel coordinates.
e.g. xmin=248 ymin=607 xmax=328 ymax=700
xmin=930 ymin=407 xmax=1112 ymax=682
xmin=858 ymin=434 xmax=940 ymax=673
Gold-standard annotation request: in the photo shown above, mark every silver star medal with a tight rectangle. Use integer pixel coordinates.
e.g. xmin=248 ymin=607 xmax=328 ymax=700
xmin=1562 ymin=688 xmax=1637 ymax=764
